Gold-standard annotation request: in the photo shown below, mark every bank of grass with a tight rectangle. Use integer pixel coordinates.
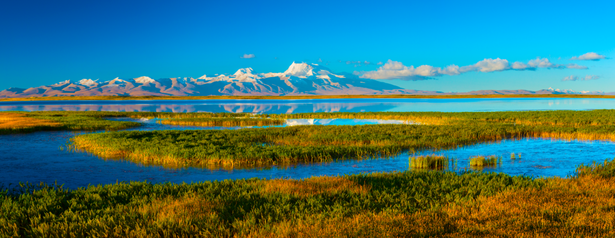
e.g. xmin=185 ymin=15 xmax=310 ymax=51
xmin=69 ymin=110 xmax=615 ymax=168
xmin=0 ymin=112 xmax=61 ymax=133
xmin=0 ymin=111 xmax=142 ymax=134
xmin=0 ymin=169 xmax=543 ymax=237
xmin=159 ymin=118 xmax=286 ymax=127
xmin=4 ymin=160 xmax=615 ymax=237
xmin=71 ymin=123 xmax=527 ymax=168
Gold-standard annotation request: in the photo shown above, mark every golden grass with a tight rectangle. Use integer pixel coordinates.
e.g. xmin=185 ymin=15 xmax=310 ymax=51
xmin=410 ymin=154 xmax=449 ymax=169
xmin=4 ymin=94 xmax=615 ymax=102
xmin=0 ymin=112 xmax=60 ymax=130
xmin=259 ymin=176 xmax=370 ymax=197
xmin=138 ymin=193 xmax=218 ymax=225
xmin=438 ymin=175 xmax=615 ymax=237
xmin=159 ymin=119 xmax=285 ymax=127
xmin=249 ymin=176 xmax=615 ymax=237
xmin=533 ymin=131 xmax=615 ymax=142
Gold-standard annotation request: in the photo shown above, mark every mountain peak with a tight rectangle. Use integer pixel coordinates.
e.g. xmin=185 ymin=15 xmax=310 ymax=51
xmin=134 ymin=76 xmax=155 ymax=84
xmin=284 ymin=62 xmax=314 ymax=77
xmin=233 ymin=68 xmax=256 ymax=77
xmin=53 ymin=80 xmax=71 ymax=86
xmin=78 ymin=79 xmax=98 ymax=86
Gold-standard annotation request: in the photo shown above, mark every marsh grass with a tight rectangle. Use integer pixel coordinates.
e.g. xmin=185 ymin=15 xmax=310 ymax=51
xmin=70 ymin=123 xmax=526 ymax=168
xmin=469 ymin=155 xmax=501 ymax=167
xmin=159 ymin=117 xmax=285 ymax=127
xmin=0 ymin=169 xmax=543 ymax=237
xmin=409 ymin=154 xmax=449 ymax=169
xmin=0 ymin=112 xmax=61 ymax=134
xmin=6 ymin=160 xmax=615 ymax=237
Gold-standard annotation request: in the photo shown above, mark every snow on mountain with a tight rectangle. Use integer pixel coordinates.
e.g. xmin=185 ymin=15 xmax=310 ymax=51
xmin=108 ymin=77 xmax=126 ymax=84
xmin=134 ymin=76 xmax=156 ymax=84
xmin=1 ymin=62 xmax=610 ymax=98
xmin=546 ymin=87 xmax=605 ymax=94
xmin=78 ymin=79 xmax=98 ymax=87
xmin=284 ymin=62 xmax=314 ymax=77
xmin=52 ymin=80 xmax=71 ymax=86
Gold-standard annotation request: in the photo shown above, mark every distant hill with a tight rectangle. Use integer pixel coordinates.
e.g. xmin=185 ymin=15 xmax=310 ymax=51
xmin=0 ymin=62 xmax=609 ymax=98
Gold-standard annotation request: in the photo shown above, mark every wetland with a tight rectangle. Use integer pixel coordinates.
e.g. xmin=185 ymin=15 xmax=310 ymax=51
xmin=3 ymin=98 xmax=615 ymax=236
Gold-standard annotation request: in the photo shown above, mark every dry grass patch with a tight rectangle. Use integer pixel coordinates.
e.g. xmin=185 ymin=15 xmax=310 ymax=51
xmin=260 ymin=176 xmax=370 ymax=197
xmin=139 ymin=193 xmax=219 ymax=225
xmin=0 ymin=112 xmax=60 ymax=130
xmin=247 ymin=212 xmax=452 ymax=238
xmin=250 ymin=176 xmax=615 ymax=237
xmin=438 ymin=175 xmax=615 ymax=237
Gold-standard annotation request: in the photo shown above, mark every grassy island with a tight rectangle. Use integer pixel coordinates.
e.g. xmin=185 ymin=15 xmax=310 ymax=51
xmin=69 ymin=110 xmax=615 ymax=168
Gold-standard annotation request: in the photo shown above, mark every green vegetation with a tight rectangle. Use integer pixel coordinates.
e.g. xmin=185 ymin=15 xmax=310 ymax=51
xmin=70 ymin=123 xmax=525 ymax=168
xmin=576 ymin=158 xmax=615 ymax=178
xmin=0 ymin=169 xmax=542 ymax=237
xmin=159 ymin=117 xmax=285 ymax=127
xmin=0 ymin=111 xmax=142 ymax=134
xmin=4 ymin=160 xmax=615 ymax=237
xmin=70 ymin=110 xmax=615 ymax=168
xmin=409 ymin=154 xmax=449 ymax=169
xmin=5 ymin=110 xmax=615 ymax=236
xmin=469 ymin=155 xmax=501 ymax=167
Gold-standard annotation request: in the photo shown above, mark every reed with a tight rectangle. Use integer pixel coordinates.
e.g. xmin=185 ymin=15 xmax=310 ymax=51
xmin=469 ymin=155 xmax=501 ymax=167
xmin=158 ymin=117 xmax=286 ymax=127
xmin=409 ymin=154 xmax=449 ymax=169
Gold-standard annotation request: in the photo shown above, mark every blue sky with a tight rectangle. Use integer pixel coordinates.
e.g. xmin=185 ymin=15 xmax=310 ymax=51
xmin=1 ymin=0 xmax=613 ymax=92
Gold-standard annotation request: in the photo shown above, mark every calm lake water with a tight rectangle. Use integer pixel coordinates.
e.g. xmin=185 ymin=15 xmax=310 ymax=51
xmin=2 ymin=98 xmax=615 ymax=189
xmin=2 ymin=98 xmax=615 ymax=113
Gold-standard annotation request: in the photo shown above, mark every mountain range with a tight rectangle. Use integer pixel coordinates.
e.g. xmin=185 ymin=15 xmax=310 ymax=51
xmin=0 ymin=62 xmax=609 ymax=98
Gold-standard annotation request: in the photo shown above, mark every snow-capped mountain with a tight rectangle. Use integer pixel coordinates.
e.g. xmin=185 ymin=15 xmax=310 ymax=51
xmin=0 ymin=62 xmax=609 ymax=98
xmin=0 ymin=62 xmax=404 ymax=98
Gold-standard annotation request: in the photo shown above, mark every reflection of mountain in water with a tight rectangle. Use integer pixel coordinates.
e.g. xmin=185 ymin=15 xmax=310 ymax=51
xmin=286 ymin=119 xmax=412 ymax=126
xmin=0 ymin=101 xmax=399 ymax=114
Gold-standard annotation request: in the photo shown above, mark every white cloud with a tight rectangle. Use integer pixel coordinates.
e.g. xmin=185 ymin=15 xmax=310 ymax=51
xmin=241 ymin=54 xmax=255 ymax=59
xmin=377 ymin=62 xmax=383 ymax=65
xmin=583 ymin=75 xmax=600 ymax=80
xmin=562 ymin=75 xmax=600 ymax=81
xmin=359 ymin=60 xmax=460 ymax=80
xmin=570 ymin=52 xmax=606 ymax=61
xmin=511 ymin=58 xmax=587 ymax=70
xmin=460 ymin=58 xmax=509 ymax=73
xmin=562 ymin=75 xmax=578 ymax=81
xmin=360 ymin=57 xmax=589 ymax=80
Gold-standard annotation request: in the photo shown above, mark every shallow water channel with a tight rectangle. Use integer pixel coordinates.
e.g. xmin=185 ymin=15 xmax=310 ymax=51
xmin=2 ymin=118 xmax=615 ymax=189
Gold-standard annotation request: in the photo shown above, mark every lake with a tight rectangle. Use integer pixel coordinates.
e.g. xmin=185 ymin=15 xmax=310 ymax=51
xmin=2 ymin=98 xmax=615 ymax=113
